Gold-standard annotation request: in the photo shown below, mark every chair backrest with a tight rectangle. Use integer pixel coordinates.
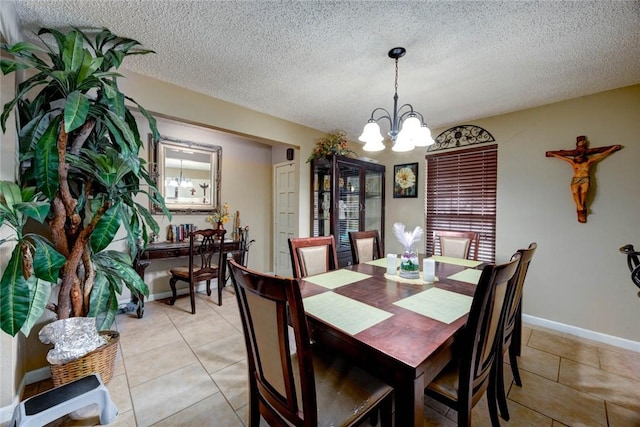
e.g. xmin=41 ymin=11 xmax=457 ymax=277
xmin=288 ymin=236 xmax=339 ymax=278
xmin=227 ymin=259 xmax=317 ymax=426
xmin=189 ymin=229 xmax=226 ymax=281
xmin=434 ymin=229 xmax=480 ymax=260
xmin=502 ymin=242 xmax=537 ymax=350
xmin=349 ymin=230 xmax=383 ymax=264
xmin=459 ymin=253 xmax=521 ymax=406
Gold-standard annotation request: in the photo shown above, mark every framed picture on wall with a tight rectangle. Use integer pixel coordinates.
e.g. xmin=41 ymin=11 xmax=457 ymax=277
xmin=393 ymin=162 xmax=418 ymax=198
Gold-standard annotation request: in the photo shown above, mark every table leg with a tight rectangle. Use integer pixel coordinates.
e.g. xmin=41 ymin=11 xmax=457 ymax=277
xmin=394 ymin=371 xmax=425 ymax=427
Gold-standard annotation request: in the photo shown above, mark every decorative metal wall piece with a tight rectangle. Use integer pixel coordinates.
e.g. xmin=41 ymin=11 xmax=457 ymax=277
xmin=427 ymin=125 xmax=495 ymax=152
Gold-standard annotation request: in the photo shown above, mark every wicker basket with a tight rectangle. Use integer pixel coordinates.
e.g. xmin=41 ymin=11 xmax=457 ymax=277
xmin=49 ymin=330 xmax=120 ymax=387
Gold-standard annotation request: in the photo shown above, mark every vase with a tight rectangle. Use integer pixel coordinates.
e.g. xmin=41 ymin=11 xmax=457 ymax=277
xmin=399 ymin=250 xmax=419 ymax=279
xmin=217 ymin=222 xmax=225 ymax=230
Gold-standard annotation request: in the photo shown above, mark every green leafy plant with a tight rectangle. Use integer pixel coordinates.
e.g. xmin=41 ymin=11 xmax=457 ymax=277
xmin=0 ymin=27 xmax=169 ymax=337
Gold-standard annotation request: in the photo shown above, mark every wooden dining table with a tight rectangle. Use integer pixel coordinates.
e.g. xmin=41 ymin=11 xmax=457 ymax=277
xmin=298 ymin=256 xmax=484 ymax=427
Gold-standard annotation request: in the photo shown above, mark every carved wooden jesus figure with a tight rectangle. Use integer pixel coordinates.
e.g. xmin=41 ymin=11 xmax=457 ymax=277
xmin=546 ymin=136 xmax=621 ymax=223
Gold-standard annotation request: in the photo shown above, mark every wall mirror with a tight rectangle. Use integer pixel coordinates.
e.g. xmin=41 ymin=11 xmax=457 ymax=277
xmin=149 ymin=134 xmax=221 ymax=213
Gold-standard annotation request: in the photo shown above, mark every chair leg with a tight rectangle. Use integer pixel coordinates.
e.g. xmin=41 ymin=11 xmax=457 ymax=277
xmin=487 ymin=373 xmax=502 ymax=427
xmin=206 ymin=279 xmax=212 ymax=296
xmin=189 ymin=280 xmax=196 ymax=314
xmin=217 ymin=278 xmax=223 ymax=306
xmin=514 ymin=303 xmax=523 ymax=356
xmin=457 ymin=401 xmax=472 ymax=427
xmin=379 ymin=394 xmax=393 ymax=427
xmin=495 ymin=350 xmax=510 ymax=421
xmin=168 ymin=277 xmax=178 ymax=305
xmin=509 ymin=343 xmax=522 ymax=387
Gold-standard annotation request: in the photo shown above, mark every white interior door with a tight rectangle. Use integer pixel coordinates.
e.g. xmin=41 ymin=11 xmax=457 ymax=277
xmin=273 ymin=161 xmax=298 ymax=276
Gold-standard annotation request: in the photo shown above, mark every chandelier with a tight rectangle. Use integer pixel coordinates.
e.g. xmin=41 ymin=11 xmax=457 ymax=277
xmin=167 ymin=160 xmax=192 ymax=188
xmin=358 ymin=47 xmax=434 ymax=152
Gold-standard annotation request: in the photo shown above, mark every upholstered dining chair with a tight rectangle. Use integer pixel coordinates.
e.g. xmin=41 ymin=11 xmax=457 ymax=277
xmin=348 ymin=230 xmax=383 ymax=264
xmin=168 ymin=228 xmax=226 ymax=313
xmin=424 ymin=253 xmax=521 ymax=427
xmin=288 ymin=235 xmax=339 ymax=278
xmin=493 ymin=242 xmax=537 ymax=421
xmin=227 ymin=259 xmax=393 ymax=427
xmin=434 ymin=229 xmax=480 ymax=260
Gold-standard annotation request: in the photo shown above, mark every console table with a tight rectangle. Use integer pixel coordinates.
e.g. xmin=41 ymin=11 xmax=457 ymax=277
xmin=133 ymin=240 xmax=248 ymax=317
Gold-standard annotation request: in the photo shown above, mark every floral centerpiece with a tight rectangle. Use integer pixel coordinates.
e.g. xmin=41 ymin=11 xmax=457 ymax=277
xmin=207 ymin=202 xmax=232 ymax=228
xmin=306 ymin=130 xmax=355 ymax=162
xmin=393 ymin=222 xmax=423 ymax=279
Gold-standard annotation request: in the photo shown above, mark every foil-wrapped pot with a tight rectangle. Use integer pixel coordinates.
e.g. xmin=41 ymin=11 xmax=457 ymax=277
xmin=39 ymin=317 xmax=107 ymax=365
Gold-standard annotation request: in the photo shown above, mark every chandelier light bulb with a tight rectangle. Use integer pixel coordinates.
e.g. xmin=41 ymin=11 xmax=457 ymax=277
xmin=360 ymin=121 xmax=385 ymax=151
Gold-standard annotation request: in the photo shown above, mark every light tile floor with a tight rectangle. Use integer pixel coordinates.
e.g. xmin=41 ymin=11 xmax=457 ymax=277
xmin=22 ymin=289 xmax=640 ymax=426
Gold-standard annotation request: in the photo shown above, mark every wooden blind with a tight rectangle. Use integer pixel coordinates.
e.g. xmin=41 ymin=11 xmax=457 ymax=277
xmin=425 ymin=145 xmax=497 ymax=262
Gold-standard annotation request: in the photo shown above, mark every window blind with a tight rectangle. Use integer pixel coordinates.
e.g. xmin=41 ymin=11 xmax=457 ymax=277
xmin=425 ymin=145 xmax=497 ymax=262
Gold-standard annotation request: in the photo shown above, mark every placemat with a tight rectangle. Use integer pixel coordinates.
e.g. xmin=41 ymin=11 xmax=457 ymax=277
xmin=364 ymin=258 xmax=388 ymax=268
xmin=446 ymin=268 xmax=483 ymax=285
xmin=430 ymin=255 xmax=482 ymax=268
xmin=394 ymin=287 xmax=473 ymax=324
xmin=384 ymin=272 xmax=438 ymax=285
xmin=303 ymin=269 xmax=371 ymax=290
xmin=303 ymin=292 xmax=393 ymax=335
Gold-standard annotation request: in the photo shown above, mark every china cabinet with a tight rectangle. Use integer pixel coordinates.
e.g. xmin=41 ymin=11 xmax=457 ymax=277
xmin=310 ymin=155 xmax=385 ymax=266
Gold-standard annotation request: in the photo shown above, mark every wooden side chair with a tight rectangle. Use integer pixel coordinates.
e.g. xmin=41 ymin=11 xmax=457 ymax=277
xmin=349 ymin=230 xmax=383 ymax=264
xmin=493 ymin=242 xmax=537 ymax=421
xmin=424 ymin=253 xmax=521 ymax=427
xmin=288 ymin=235 xmax=339 ymax=278
xmin=434 ymin=229 xmax=480 ymax=260
xmin=227 ymin=259 xmax=393 ymax=427
xmin=168 ymin=229 xmax=226 ymax=313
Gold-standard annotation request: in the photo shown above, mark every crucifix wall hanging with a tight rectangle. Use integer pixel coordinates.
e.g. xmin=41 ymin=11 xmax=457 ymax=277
xmin=545 ymin=135 xmax=621 ymax=223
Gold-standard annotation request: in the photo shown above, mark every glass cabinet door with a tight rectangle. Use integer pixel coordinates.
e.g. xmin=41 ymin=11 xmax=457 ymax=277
xmin=312 ymin=161 xmax=332 ymax=237
xmin=337 ymin=162 xmax=361 ymax=253
xmin=364 ymin=169 xmax=383 ymax=232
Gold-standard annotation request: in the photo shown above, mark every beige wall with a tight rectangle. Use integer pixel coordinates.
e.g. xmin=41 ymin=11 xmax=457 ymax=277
xmin=118 ymin=70 xmax=325 ymax=241
xmin=378 ymin=85 xmax=640 ymax=344
xmin=0 ymin=57 xmax=22 ymax=414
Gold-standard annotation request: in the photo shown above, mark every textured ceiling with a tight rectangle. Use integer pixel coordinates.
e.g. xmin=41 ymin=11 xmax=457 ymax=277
xmin=9 ymin=0 xmax=640 ymax=143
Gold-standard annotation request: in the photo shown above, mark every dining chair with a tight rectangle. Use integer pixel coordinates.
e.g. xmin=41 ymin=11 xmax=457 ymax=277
xmin=424 ymin=253 xmax=521 ymax=427
xmin=433 ymin=229 xmax=480 ymax=260
xmin=168 ymin=228 xmax=226 ymax=313
xmin=227 ymin=259 xmax=393 ymax=427
xmin=348 ymin=230 xmax=383 ymax=264
xmin=493 ymin=242 xmax=537 ymax=421
xmin=288 ymin=235 xmax=339 ymax=278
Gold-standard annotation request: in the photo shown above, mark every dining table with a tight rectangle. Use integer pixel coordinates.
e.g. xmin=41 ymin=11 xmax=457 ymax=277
xmin=298 ymin=255 xmax=485 ymax=427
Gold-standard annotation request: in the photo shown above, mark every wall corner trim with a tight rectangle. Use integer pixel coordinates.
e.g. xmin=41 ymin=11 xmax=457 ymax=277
xmin=523 ymin=314 xmax=640 ymax=352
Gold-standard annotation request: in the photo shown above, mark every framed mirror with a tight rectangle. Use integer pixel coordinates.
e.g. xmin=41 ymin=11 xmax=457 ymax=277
xmin=149 ymin=134 xmax=222 ymax=213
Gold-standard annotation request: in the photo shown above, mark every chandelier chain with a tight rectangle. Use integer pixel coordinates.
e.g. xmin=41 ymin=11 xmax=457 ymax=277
xmin=394 ymin=58 xmax=399 ymax=95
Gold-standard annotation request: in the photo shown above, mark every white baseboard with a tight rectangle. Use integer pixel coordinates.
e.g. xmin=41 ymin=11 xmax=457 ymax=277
xmin=523 ymin=314 xmax=640 ymax=352
xmin=118 ymin=282 xmax=220 ymax=305
xmin=0 ymin=373 xmax=27 ymax=423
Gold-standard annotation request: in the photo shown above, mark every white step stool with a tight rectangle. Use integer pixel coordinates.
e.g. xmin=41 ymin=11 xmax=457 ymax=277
xmin=10 ymin=373 xmax=118 ymax=426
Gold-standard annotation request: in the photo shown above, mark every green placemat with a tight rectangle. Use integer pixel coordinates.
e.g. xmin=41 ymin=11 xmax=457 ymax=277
xmin=394 ymin=287 xmax=473 ymax=324
xmin=303 ymin=292 xmax=393 ymax=335
xmin=364 ymin=258 xmax=388 ymax=267
xmin=304 ymin=269 xmax=371 ymax=290
xmin=446 ymin=268 xmax=483 ymax=285
xmin=430 ymin=255 xmax=482 ymax=268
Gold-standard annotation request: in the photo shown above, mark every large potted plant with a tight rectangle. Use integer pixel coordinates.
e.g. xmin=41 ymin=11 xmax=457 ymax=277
xmin=0 ymin=27 xmax=169 ymax=340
